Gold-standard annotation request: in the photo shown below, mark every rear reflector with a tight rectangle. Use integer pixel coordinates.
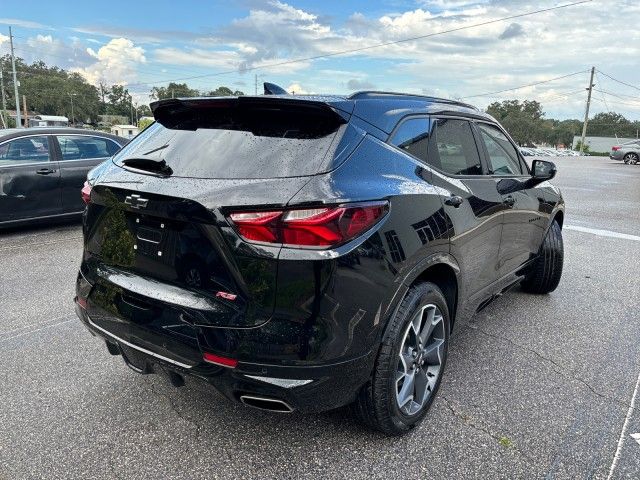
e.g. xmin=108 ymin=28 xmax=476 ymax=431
xmin=77 ymin=296 xmax=88 ymax=310
xmin=81 ymin=181 xmax=92 ymax=204
xmin=203 ymin=352 xmax=238 ymax=368
xmin=229 ymin=202 xmax=388 ymax=248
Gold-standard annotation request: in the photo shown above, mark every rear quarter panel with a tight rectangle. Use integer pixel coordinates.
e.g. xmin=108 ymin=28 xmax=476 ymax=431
xmin=272 ymin=134 xmax=452 ymax=362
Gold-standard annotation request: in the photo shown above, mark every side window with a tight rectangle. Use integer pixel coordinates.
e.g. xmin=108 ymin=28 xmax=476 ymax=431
xmin=427 ymin=118 xmax=483 ymax=175
xmin=57 ymin=136 xmax=118 ymax=160
xmin=0 ymin=136 xmax=50 ymax=165
xmin=389 ymin=117 xmax=430 ymax=163
xmin=477 ymin=123 xmax=523 ymax=175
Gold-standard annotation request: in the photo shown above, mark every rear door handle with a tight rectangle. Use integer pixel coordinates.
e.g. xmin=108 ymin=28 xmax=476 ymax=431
xmin=444 ymin=195 xmax=464 ymax=208
xmin=36 ymin=168 xmax=56 ymax=175
xmin=503 ymin=195 xmax=516 ymax=206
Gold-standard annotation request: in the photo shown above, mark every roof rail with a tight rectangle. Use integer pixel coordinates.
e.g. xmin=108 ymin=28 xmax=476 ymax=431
xmin=347 ymin=90 xmax=479 ymax=111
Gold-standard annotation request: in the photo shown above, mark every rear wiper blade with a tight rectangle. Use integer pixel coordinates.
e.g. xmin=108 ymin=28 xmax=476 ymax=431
xmin=121 ymin=157 xmax=173 ymax=177
xmin=143 ymin=144 xmax=169 ymax=155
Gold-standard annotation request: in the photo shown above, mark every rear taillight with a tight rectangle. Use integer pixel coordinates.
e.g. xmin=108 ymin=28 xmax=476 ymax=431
xmin=81 ymin=181 xmax=92 ymax=204
xmin=202 ymin=352 xmax=238 ymax=368
xmin=612 ymin=146 xmax=620 ymax=151
xmin=229 ymin=202 xmax=388 ymax=248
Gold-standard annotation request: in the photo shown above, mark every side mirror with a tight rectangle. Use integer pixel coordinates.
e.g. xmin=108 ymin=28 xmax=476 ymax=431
xmin=532 ymin=160 xmax=557 ymax=181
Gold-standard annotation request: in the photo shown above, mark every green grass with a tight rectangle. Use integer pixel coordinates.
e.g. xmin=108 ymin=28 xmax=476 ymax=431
xmin=499 ymin=436 xmax=514 ymax=449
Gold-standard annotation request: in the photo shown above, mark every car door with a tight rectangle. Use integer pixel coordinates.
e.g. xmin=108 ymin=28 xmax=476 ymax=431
xmin=425 ymin=117 xmax=505 ymax=299
xmin=0 ymin=134 xmax=61 ymax=223
xmin=54 ymin=134 xmax=121 ymax=213
xmin=474 ymin=121 xmax=544 ymax=278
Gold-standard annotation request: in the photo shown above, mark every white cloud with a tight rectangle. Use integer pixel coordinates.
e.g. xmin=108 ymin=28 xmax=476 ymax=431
xmin=0 ymin=18 xmax=52 ymax=30
xmin=74 ymin=38 xmax=146 ymax=86
xmin=286 ymin=83 xmax=309 ymax=94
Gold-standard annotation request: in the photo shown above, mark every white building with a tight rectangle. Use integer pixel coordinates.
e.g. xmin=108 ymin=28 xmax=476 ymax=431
xmin=572 ymin=135 xmax=639 ymax=152
xmin=111 ymin=124 xmax=139 ymax=139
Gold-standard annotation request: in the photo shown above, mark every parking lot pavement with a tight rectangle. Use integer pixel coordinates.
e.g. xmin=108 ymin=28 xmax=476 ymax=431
xmin=1 ymin=156 xmax=639 ymax=479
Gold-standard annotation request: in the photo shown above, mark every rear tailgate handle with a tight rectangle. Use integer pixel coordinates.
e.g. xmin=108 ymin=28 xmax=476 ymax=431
xmin=36 ymin=168 xmax=56 ymax=175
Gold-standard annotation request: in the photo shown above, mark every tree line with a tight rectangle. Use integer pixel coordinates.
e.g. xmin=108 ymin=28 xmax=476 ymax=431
xmin=0 ymin=56 xmax=245 ymax=126
xmin=486 ymin=100 xmax=640 ymax=148
xmin=0 ymin=56 xmax=638 ymax=142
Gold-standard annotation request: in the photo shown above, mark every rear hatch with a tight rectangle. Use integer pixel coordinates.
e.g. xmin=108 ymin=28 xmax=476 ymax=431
xmin=81 ymin=96 xmax=355 ymax=357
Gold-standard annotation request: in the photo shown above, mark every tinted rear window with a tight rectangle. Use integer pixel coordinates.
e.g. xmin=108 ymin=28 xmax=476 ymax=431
xmin=113 ymin=105 xmax=346 ymax=179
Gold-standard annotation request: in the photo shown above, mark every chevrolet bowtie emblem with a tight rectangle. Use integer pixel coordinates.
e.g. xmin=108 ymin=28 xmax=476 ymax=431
xmin=124 ymin=194 xmax=149 ymax=209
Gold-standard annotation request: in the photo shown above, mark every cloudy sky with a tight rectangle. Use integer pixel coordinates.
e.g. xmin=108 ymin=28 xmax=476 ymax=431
xmin=0 ymin=0 xmax=639 ymax=119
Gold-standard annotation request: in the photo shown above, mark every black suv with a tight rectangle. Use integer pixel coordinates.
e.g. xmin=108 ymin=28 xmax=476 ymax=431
xmin=74 ymin=91 xmax=564 ymax=434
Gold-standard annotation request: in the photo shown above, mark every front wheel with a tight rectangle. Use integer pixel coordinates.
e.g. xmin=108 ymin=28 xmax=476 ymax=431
xmin=521 ymin=221 xmax=564 ymax=294
xmin=352 ymin=282 xmax=450 ymax=435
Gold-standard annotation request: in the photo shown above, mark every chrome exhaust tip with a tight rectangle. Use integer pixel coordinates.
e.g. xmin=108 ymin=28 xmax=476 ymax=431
xmin=239 ymin=395 xmax=293 ymax=413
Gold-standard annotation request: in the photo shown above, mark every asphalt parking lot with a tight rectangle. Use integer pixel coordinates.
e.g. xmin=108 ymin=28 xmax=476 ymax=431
xmin=1 ymin=156 xmax=639 ymax=479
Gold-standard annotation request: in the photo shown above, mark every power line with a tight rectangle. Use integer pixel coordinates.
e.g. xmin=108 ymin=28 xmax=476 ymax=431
xmin=460 ymin=70 xmax=589 ymax=99
xmin=592 ymin=97 xmax=640 ymax=110
xmin=2 ymin=0 xmax=592 ymax=93
xmin=594 ymin=89 xmax=640 ymax=105
xmin=597 ymin=69 xmax=640 ymax=93
xmin=121 ymin=0 xmax=592 ymax=87
xmin=594 ymin=71 xmax=611 ymax=113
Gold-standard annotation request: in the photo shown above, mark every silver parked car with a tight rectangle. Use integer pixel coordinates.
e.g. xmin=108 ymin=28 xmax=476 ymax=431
xmin=610 ymin=140 xmax=640 ymax=164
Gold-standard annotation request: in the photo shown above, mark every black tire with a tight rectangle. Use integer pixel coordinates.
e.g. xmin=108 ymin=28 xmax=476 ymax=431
xmin=624 ymin=153 xmax=638 ymax=165
xmin=521 ymin=221 xmax=564 ymax=294
xmin=352 ymin=282 xmax=450 ymax=435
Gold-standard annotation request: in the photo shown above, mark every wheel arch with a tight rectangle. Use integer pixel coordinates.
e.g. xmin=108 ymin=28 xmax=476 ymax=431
xmin=552 ymin=209 xmax=564 ymax=229
xmin=384 ymin=253 xmax=461 ymax=332
xmin=411 ymin=263 xmax=459 ymax=330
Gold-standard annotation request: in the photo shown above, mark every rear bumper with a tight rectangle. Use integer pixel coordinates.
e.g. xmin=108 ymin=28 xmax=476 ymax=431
xmin=610 ymin=152 xmax=624 ymax=160
xmin=74 ymin=299 xmax=374 ymax=413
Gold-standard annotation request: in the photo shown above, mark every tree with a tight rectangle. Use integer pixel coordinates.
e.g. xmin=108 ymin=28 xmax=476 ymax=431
xmin=486 ymin=100 xmax=545 ymax=146
xmin=106 ymin=84 xmax=132 ymax=118
xmin=138 ymin=117 xmax=154 ymax=130
xmin=0 ymin=55 xmax=101 ymax=123
xmin=588 ymin=112 xmax=634 ymax=137
xmin=150 ymin=82 xmax=199 ymax=100
xmin=207 ymin=86 xmax=245 ymax=96
xmin=136 ymin=104 xmax=152 ymax=118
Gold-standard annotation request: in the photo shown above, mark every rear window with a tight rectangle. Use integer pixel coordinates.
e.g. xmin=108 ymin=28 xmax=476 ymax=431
xmin=113 ymin=104 xmax=347 ymax=179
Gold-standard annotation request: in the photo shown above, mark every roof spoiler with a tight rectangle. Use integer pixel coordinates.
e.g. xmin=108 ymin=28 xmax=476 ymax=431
xmin=149 ymin=96 xmax=350 ymax=129
xmin=263 ymin=82 xmax=288 ymax=95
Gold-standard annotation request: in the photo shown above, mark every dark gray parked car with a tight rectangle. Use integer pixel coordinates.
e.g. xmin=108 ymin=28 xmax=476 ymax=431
xmin=610 ymin=140 xmax=640 ymax=164
xmin=0 ymin=128 xmax=127 ymax=227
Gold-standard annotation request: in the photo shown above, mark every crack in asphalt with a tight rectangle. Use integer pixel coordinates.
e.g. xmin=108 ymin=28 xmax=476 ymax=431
xmin=440 ymin=395 xmax=538 ymax=467
xmin=467 ymin=323 xmax=630 ymax=409
xmin=148 ymin=381 xmax=204 ymax=439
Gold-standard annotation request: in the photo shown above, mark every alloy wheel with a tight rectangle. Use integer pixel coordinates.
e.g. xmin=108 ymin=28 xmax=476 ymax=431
xmin=395 ymin=304 xmax=445 ymax=416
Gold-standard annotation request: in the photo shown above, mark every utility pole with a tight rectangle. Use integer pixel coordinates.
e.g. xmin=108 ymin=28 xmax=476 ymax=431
xmin=0 ymin=70 xmax=7 ymax=128
xmin=579 ymin=66 xmax=595 ymax=155
xmin=255 ymin=74 xmax=258 ymax=95
xmin=68 ymin=93 xmax=77 ymax=125
xmin=9 ymin=26 xmax=22 ymax=128
xmin=22 ymin=94 xmax=27 ymax=126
